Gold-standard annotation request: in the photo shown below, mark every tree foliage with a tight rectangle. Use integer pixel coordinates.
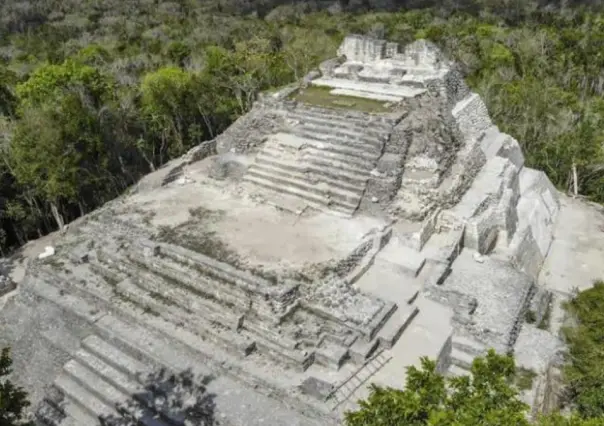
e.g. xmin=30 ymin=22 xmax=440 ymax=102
xmin=560 ymin=281 xmax=604 ymax=419
xmin=345 ymin=350 xmax=531 ymax=426
xmin=0 ymin=0 xmax=601 ymax=257
xmin=0 ymin=347 xmax=33 ymax=426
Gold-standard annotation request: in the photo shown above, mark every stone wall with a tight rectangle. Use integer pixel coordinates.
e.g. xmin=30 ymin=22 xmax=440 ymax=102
xmin=442 ymin=68 xmax=471 ymax=109
xmin=215 ymin=102 xmax=281 ymax=154
xmin=184 ymin=139 xmax=217 ymax=164
xmin=0 ymin=274 xmax=15 ymax=297
xmin=363 ymin=153 xmax=404 ymax=208
xmin=452 ymin=93 xmax=493 ymax=142
xmin=337 ymin=34 xmax=387 ymax=63
xmin=400 ymin=39 xmax=449 ymax=71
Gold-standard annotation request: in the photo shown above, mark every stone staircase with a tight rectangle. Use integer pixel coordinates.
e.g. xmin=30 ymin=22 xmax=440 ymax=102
xmin=27 ymin=270 xmax=326 ymax=425
xmin=243 ymin=106 xmax=396 ymax=216
xmin=446 ymin=334 xmax=487 ymax=378
xmin=37 ymin=333 xmax=178 ymax=426
xmin=28 ymin=216 xmax=431 ymax=424
xmin=326 ymin=350 xmax=392 ymax=411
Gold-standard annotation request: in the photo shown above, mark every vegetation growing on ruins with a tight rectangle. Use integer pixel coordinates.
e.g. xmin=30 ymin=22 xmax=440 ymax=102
xmin=0 ymin=347 xmax=33 ymax=425
xmin=345 ymin=350 xmax=533 ymax=425
xmin=344 ymin=350 xmax=604 ymax=425
xmin=290 ymin=86 xmax=392 ymax=113
xmin=0 ymin=2 xmax=602 ymax=252
xmin=559 ymin=281 xmax=604 ymax=420
xmin=346 ymin=281 xmax=604 ymax=425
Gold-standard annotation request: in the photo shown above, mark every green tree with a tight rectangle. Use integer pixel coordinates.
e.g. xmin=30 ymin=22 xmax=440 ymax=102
xmin=11 ymin=60 xmax=114 ymax=227
xmin=345 ymin=350 xmax=530 ymax=426
xmin=0 ymin=67 xmax=17 ymax=117
xmin=0 ymin=347 xmax=33 ymax=426
xmin=560 ymin=281 xmax=604 ymax=419
xmin=139 ymin=66 xmax=199 ymax=167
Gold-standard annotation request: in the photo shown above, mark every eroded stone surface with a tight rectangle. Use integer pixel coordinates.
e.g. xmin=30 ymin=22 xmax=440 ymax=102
xmin=0 ymin=35 xmax=601 ymax=425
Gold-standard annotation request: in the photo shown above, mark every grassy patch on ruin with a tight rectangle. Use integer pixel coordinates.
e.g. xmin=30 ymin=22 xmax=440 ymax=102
xmin=513 ymin=367 xmax=537 ymax=391
xmin=289 ymin=86 xmax=392 ymax=113
xmin=524 ymin=309 xmax=537 ymax=324
xmin=537 ymin=301 xmax=552 ymax=330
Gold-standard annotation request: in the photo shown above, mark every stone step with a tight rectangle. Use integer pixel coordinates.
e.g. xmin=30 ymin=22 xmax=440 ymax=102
xmin=330 ymin=88 xmax=404 ymax=103
xmin=283 ymin=108 xmax=396 ymax=130
xmin=480 ymin=126 xmax=508 ymax=160
xmin=82 ymin=335 xmax=151 ymax=381
xmin=303 ymin=146 xmax=375 ymax=171
xmin=314 ymin=342 xmax=349 ymax=370
xmin=113 ymin=277 xmax=253 ymax=357
xmin=451 ymin=334 xmax=487 ymax=356
xmin=285 ymin=113 xmax=390 ymax=145
xmin=66 ymin=354 xmax=176 ymax=426
xmin=139 ymin=242 xmax=301 ymax=316
xmin=124 ymin=251 xmax=253 ymax=314
xmin=292 ymin=118 xmax=388 ymax=145
xmin=122 ymin=262 xmax=245 ymax=329
xmin=115 ymin=274 xmax=314 ymax=372
xmin=289 ymin=128 xmax=383 ymax=158
xmin=243 ymin=174 xmax=358 ymax=215
xmin=286 ymin=110 xmax=394 ymax=136
xmin=91 ymin=313 xmax=313 ymax=413
xmin=377 ymin=239 xmax=427 ymax=278
xmin=312 ymin=77 xmax=426 ymax=99
xmin=53 ymin=374 xmax=117 ymax=422
xmin=268 ymin=132 xmax=376 ymax=169
xmin=255 ymin=152 xmax=368 ymax=188
xmin=279 ymin=132 xmax=379 ymax=162
xmin=29 ymin=276 xmax=322 ymax=421
xmin=348 ymin=337 xmax=380 ymax=365
xmin=376 ymin=305 xmax=420 ymax=349
xmin=261 ymin=146 xmax=372 ymax=178
xmin=36 ymin=399 xmax=92 ymax=426
xmin=247 ymin=163 xmax=362 ymax=204
xmin=26 ymin=277 xmax=106 ymax=324
xmin=447 ymin=364 xmax=470 ymax=377
xmin=450 ymin=347 xmax=475 ymax=370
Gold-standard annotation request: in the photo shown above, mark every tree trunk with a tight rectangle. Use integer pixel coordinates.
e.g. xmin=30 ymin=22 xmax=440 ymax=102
xmin=572 ymin=163 xmax=578 ymax=197
xmin=50 ymin=202 xmax=65 ymax=230
xmin=11 ymin=222 xmax=24 ymax=247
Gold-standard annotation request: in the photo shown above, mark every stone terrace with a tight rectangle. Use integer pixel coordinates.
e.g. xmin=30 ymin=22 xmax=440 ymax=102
xmin=242 ymin=101 xmax=404 ymax=216
xmin=0 ymin=34 xmax=566 ymax=425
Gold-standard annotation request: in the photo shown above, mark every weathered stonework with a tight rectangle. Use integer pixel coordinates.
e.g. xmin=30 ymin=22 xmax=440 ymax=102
xmin=0 ymin=35 xmax=569 ymax=426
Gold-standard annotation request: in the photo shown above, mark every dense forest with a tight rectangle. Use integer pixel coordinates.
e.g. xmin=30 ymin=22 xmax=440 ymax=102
xmin=0 ymin=0 xmax=603 ymax=253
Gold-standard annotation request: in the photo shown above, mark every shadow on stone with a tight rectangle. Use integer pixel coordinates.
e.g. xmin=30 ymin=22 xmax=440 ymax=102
xmin=37 ymin=368 xmax=221 ymax=426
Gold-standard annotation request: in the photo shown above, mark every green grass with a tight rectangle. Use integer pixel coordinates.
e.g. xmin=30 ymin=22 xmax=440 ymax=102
xmin=513 ymin=367 xmax=537 ymax=391
xmin=538 ymin=301 xmax=552 ymax=330
xmin=289 ymin=86 xmax=392 ymax=113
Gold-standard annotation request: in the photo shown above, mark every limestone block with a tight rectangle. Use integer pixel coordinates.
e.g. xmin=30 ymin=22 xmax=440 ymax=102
xmin=300 ymin=377 xmax=334 ymax=400
xmin=508 ymin=226 xmax=545 ymax=280
xmin=498 ymin=137 xmax=525 ymax=169
xmin=517 ymin=197 xmax=555 ymax=258
xmin=480 ymin=126 xmax=507 ymax=159
xmin=452 ymin=94 xmax=493 ymax=142
xmin=0 ymin=275 xmax=15 ymax=297
xmin=464 ymin=204 xmax=499 ymax=254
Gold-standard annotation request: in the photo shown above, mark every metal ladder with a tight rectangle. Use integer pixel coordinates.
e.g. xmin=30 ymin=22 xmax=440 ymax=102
xmin=325 ymin=350 xmax=392 ymax=410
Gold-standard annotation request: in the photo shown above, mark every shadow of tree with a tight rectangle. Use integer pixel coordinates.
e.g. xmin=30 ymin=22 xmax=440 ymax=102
xmin=36 ymin=368 xmax=223 ymax=426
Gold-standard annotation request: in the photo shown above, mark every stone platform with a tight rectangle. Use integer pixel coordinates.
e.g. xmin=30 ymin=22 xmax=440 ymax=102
xmin=0 ymin=34 xmax=570 ymax=425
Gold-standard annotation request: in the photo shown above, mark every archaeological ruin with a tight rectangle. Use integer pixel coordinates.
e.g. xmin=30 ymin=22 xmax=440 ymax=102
xmin=0 ymin=35 xmax=569 ymax=425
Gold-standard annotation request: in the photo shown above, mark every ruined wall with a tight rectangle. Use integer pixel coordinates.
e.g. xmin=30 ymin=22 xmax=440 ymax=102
xmin=215 ymin=101 xmax=281 ymax=154
xmin=452 ymin=93 xmax=493 ymax=142
xmin=337 ymin=34 xmax=387 ymax=63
